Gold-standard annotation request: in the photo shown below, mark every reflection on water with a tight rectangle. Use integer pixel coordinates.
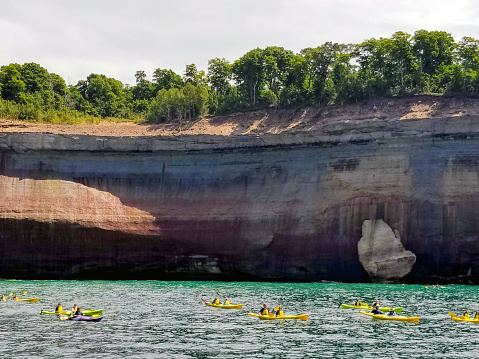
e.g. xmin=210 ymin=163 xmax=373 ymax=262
xmin=0 ymin=281 xmax=478 ymax=358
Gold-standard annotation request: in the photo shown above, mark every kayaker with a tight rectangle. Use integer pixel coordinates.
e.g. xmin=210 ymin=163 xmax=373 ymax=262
xmin=387 ymin=307 xmax=396 ymax=316
xmin=224 ymin=298 xmax=230 ymax=305
xmin=464 ymin=311 xmax=470 ymax=319
xmin=275 ymin=305 xmax=284 ymax=316
xmin=73 ymin=307 xmax=83 ymax=317
xmin=13 ymin=294 xmax=19 ymax=301
xmin=259 ymin=303 xmax=269 ymax=316
xmin=55 ymin=303 xmax=63 ymax=313
xmin=1 ymin=294 xmax=6 ymax=301
xmin=371 ymin=304 xmax=381 ymax=314
xmin=354 ymin=299 xmax=361 ymax=306
xmin=72 ymin=304 xmax=78 ymax=313
xmin=475 ymin=311 xmax=479 ymax=320
xmin=371 ymin=299 xmax=379 ymax=307
xmin=213 ymin=298 xmax=220 ymax=305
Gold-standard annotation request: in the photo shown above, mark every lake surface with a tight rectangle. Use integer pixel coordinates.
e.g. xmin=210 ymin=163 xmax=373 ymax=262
xmin=1 ymin=281 xmax=478 ymax=358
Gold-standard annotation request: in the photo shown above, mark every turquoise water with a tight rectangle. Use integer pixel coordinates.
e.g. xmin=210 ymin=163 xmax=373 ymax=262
xmin=1 ymin=281 xmax=479 ymax=358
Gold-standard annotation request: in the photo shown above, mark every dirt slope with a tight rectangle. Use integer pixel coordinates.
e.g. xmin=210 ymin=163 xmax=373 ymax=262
xmin=1 ymin=95 xmax=478 ymax=137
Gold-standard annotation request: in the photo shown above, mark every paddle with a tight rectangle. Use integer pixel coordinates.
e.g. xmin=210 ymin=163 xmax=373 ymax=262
xmin=449 ymin=311 xmax=466 ymax=319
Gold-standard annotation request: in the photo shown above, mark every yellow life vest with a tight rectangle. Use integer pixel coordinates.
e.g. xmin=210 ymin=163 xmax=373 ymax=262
xmin=464 ymin=313 xmax=470 ymax=319
xmin=277 ymin=310 xmax=284 ymax=316
xmin=213 ymin=299 xmax=220 ymax=304
xmin=57 ymin=306 xmax=63 ymax=312
xmin=224 ymin=300 xmax=230 ymax=305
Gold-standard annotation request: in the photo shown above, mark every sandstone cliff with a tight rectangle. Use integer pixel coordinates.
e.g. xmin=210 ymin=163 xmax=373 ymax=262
xmin=1 ymin=96 xmax=479 ymax=283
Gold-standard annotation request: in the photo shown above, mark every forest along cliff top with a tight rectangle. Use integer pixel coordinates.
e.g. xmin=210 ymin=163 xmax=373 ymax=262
xmin=1 ymin=96 xmax=479 ymax=138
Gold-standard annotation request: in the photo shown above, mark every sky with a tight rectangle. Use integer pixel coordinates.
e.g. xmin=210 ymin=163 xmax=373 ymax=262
xmin=1 ymin=0 xmax=478 ymax=86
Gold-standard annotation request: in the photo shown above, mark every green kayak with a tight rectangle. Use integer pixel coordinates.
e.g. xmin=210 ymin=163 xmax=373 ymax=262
xmin=41 ymin=309 xmax=103 ymax=317
xmin=341 ymin=304 xmax=403 ymax=313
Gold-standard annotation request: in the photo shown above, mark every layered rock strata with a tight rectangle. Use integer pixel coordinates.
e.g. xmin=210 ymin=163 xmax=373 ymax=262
xmin=1 ymin=113 xmax=479 ymax=282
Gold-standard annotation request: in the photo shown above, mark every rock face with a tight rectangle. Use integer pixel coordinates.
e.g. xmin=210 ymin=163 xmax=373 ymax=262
xmin=358 ymin=220 xmax=416 ymax=283
xmin=2 ymin=110 xmax=479 ymax=282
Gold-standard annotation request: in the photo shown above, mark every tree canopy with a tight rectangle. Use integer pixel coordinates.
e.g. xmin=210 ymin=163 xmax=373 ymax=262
xmin=2 ymin=30 xmax=479 ymax=123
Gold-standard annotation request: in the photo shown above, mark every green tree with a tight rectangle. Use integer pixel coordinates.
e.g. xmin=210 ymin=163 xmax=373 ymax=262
xmin=132 ymin=70 xmax=153 ymax=101
xmin=184 ymin=64 xmax=206 ymax=86
xmin=457 ymin=37 xmax=479 ymax=92
xmin=389 ymin=31 xmax=416 ymax=94
xmin=232 ymin=48 xmax=265 ymax=107
xmin=0 ymin=64 xmax=26 ymax=102
xmin=152 ymin=68 xmax=184 ymax=92
xmin=20 ymin=63 xmax=50 ymax=94
xmin=207 ymin=58 xmax=231 ymax=97
xmin=263 ymin=46 xmax=294 ymax=97
xmin=413 ymin=30 xmax=455 ymax=92
xmin=302 ymin=43 xmax=343 ymax=105
xmin=79 ymin=74 xmax=127 ymax=117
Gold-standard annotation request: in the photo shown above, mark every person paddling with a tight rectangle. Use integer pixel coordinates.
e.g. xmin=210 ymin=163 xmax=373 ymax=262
xmin=72 ymin=304 xmax=78 ymax=313
xmin=73 ymin=307 xmax=83 ymax=317
xmin=213 ymin=298 xmax=220 ymax=305
xmin=475 ymin=311 xmax=479 ymax=320
xmin=464 ymin=311 xmax=470 ymax=319
xmin=1 ymin=294 xmax=6 ymax=301
xmin=13 ymin=294 xmax=19 ymax=301
xmin=371 ymin=299 xmax=379 ymax=308
xmin=354 ymin=299 xmax=361 ymax=307
xmin=275 ymin=305 xmax=284 ymax=316
xmin=259 ymin=303 xmax=269 ymax=316
xmin=371 ymin=304 xmax=381 ymax=314
xmin=387 ymin=307 xmax=396 ymax=316
xmin=224 ymin=298 xmax=230 ymax=305
xmin=55 ymin=303 xmax=63 ymax=313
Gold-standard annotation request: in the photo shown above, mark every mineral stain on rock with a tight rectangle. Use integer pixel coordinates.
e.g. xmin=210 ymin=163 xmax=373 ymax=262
xmin=1 ymin=97 xmax=479 ymax=282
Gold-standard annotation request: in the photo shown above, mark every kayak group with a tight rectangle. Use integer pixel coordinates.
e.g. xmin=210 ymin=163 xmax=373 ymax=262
xmin=40 ymin=303 xmax=104 ymax=321
xmin=344 ymin=299 xmax=479 ymax=324
xmin=1 ymin=292 xmax=38 ymax=302
xmin=206 ymin=297 xmax=308 ymax=320
xmin=2 ymin=291 xmax=103 ymax=322
xmin=342 ymin=299 xmax=420 ymax=322
xmin=54 ymin=303 xmax=83 ymax=316
xmin=5 ymin=291 xmax=478 ymax=324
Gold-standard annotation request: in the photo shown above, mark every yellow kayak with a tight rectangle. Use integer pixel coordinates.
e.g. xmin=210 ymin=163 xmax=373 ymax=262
xmin=14 ymin=297 xmax=38 ymax=302
xmin=359 ymin=311 xmax=419 ymax=322
xmin=205 ymin=302 xmax=243 ymax=309
xmin=451 ymin=316 xmax=479 ymax=323
xmin=247 ymin=313 xmax=308 ymax=321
